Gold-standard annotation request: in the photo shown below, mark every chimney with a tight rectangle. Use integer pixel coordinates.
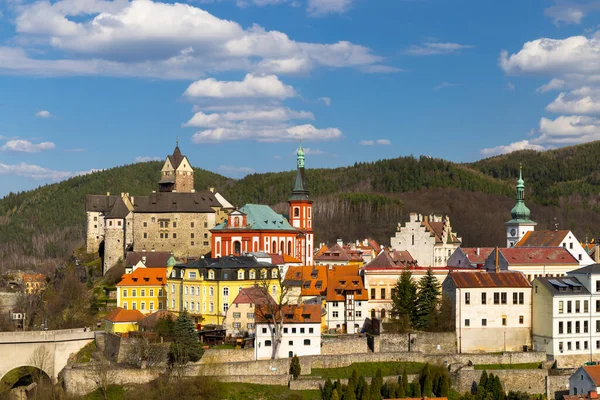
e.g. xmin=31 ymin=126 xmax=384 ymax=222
xmin=337 ymin=238 xmax=343 ymax=247
xmin=590 ymin=391 xmax=598 ymax=399
xmin=209 ymin=187 xmax=215 ymax=193
xmin=141 ymin=256 xmax=146 ymax=264
xmin=476 ymin=248 xmax=480 ymax=256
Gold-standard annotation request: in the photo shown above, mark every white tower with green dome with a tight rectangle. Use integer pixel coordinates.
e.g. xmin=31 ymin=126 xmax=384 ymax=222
xmin=505 ymin=165 xmax=537 ymax=247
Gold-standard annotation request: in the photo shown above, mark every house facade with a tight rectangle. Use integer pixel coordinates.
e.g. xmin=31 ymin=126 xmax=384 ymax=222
xmin=104 ymin=307 xmax=145 ymax=334
xmin=447 ymin=248 xmax=494 ymax=269
xmin=255 ymin=304 xmax=321 ymax=360
xmin=314 ymin=241 xmax=365 ymax=267
xmin=225 ymin=286 xmax=275 ymax=336
xmin=569 ymin=365 xmax=600 ymax=396
xmin=517 ymin=230 xmax=594 ymax=266
xmin=324 ymin=264 xmax=368 ymax=334
xmin=442 ymin=271 xmax=532 ymax=353
xmin=116 ymin=267 xmax=168 ymax=314
xmin=390 ymin=213 xmax=462 ymax=267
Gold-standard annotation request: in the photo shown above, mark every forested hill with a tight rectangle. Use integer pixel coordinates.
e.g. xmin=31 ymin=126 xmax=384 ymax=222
xmin=2 ymin=142 xmax=600 ymax=271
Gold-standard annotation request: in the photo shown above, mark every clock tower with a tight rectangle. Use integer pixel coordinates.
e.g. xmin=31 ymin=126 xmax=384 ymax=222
xmin=505 ymin=165 xmax=536 ymax=247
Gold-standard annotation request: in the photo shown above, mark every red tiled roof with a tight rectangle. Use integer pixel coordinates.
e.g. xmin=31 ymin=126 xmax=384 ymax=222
xmin=315 ymin=243 xmax=362 ymax=262
xmin=104 ymin=307 xmax=145 ymax=323
xmin=125 ymin=251 xmax=172 ymax=268
xmin=460 ymin=248 xmax=495 ymax=264
xmin=516 ymin=230 xmax=570 ymax=247
xmin=363 ymin=250 xmax=418 ymax=270
xmin=448 ymin=271 xmax=531 ymax=288
xmin=585 ymin=365 xmax=600 ymax=386
xmin=232 ymin=286 xmax=276 ymax=305
xmin=117 ymin=267 xmax=167 ymax=287
xmin=255 ymin=304 xmax=321 ymax=324
xmin=498 ymin=247 xmax=578 ymax=265
xmin=326 ymin=265 xmax=368 ymax=302
xmin=268 ymin=253 xmax=302 ymax=264
xmin=22 ymin=274 xmax=45 ymax=283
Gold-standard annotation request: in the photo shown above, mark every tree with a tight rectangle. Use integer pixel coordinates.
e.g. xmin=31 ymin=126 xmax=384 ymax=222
xmin=155 ymin=315 xmax=176 ymax=339
xmin=28 ymin=345 xmax=53 ymax=385
xmin=255 ymin=273 xmax=290 ymax=359
xmin=390 ymin=268 xmax=417 ymax=331
xmin=289 ymin=354 xmax=301 ymax=380
xmin=169 ymin=310 xmax=203 ymax=379
xmin=412 ymin=377 xmax=421 ymax=398
xmin=401 ymin=367 xmax=409 ymax=396
xmin=440 ymin=375 xmax=450 ymax=397
xmin=331 ymin=389 xmax=340 ymax=400
xmin=88 ymin=354 xmax=117 ymax=400
xmin=477 ymin=370 xmax=489 ymax=397
xmin=428 ymin=294 xmax=454 ymax=332
xmin=321 ymin=379 xmax=334 ymax=400
xmin=414 ymin=268 xmax=441 ymax=330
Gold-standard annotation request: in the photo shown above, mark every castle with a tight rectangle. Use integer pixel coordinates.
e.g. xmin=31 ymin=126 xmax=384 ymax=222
xmin=85 ymin=145 xmax=233 ymax=274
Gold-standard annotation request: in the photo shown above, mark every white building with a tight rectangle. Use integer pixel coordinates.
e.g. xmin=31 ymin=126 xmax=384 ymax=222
xmin=255 ymin=304 xmax=321 ymax=360
xmin=484 ymin=247 xmax=580 ymax=281
xmin=533 ymin=264 xmax=600 ymax=367
xmin=442 ymin=270 xmax=532 ymax=353
xmin=569 ymin=365 xmax=600 ymax=396
xmin=390 ymin=213 xmax=462 ymax=267
xmin=505 ymin=166 xmax=537 ymax=248
xmin=324 ymin=265 xmax=369 ymax=334
xmin=516 ymin=230 xmax=594 ymax=267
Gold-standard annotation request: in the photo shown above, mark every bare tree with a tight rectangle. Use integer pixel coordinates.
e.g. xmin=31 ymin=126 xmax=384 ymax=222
xmin=255 ymin=271 xmax=290 ymax=360
xmin=124 ymin=336 xmax=168 ymax=369
xmin=28 ymin=345 xmax=54 ymax=384
xmin=88 ymin=354 xmax=117 ymax=400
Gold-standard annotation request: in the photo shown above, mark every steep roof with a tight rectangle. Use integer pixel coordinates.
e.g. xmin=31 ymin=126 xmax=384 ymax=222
xmin=363 ymin=250 xmax=417 ymax=270
xmin=106 ymin=197 xmax=131 ymax=219
xmin=133 ymin=191 xmax=220 ymax=213
xmin=125 ymin=251 xmax=172 ymax=268
xmin=104 ymin=307 xmax=145 ymax=323
xmin=516 ymin=230 xmax=571 ymax=247
xmin=212 ymin=204 xmax=296 ymax=231
xmin=85 ymin=194 xmax=118 ymax=213
xmin=117 ymin=267 xmax=167 ymax=287
xmin=213 ymin=192 xmax=234 ymax=209
xmin=326 ymin=265 xmax=368 ymax=302
xmin=168 ymin=146 xmax=185 ymax=169
xmin=255 ymin=304 xmax=321 ymax=324
xmin=584 ymin=365 xmax=600 ymax=386
xmin=231 ymin=286 xmax=276 ymax=305
xmin=535 ymin=276 xmax=590 ymax=296
xmin=315 ymin=243 xmax=363 ymax=262
xmin=497 ymin=247 xmax=578 ymax=265
xmin=269 ymin=253 xmax=302 ymax=265
xmin=448 ymin=271 xmax=531 ymax=288
xmin=460 ymin=248 xmax=495 ymax=264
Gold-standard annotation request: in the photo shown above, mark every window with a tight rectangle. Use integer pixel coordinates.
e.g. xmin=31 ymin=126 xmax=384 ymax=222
xmin=223 ymin=303 xmax=229 ymax=312
xmin=283 ymin=328 xmax=288 ymax=333
xmin=143 ymin=233 xmax=147 ymax=238
xmin=238 ymin=271 xmax=244 ymax=280
xmin=149 ymin=289 xmax=154 ymax=297
xmin=173 ymin=222 xmax=177 ymax=228
xmin=272 ymin=285 xmax=277 ymax=296
xmin=585 ymin=300 xmax=589 ymax=313
xmin=559 ymin=301 xmax=564 ymax=313
xmin=567 ymin=321 xmax=572 ymax=333
xmin=260 ymin=270 xmax=267 ymax=279
xmin=171 ymin=299 xmax=175 ymax=309
xmin=501 ymin=292 xmax=507 ymax=304
xmin=191 ymin=222 xmax=195 ymax=228
xmin=482 ymin=319 xmax=487 ymax=326
xmin=294 ymin=207 xmax=299 ymax=217
xmin=123 ymin=302 xmax=127 ymax=310
xmin=333 ymin=311 xmax=339 ymax=318
xmin=568 ymin=301 xmax=572 ymax=313
xmin=250 ymin=270 xmax=256 ymax=279
xmin=559 ymin=342 xmax=564 ymax=352
xmin=371 ymin=288 xmax=376 ymax=299
xmin=204 ymin=233 xmax=208 ymax=239
xmin=585 ymin=341 xmax=589 ymax=350
xmin=502 ymin=316 xmax=507 ymax=326
xmin=465 ymin=292 xmax=470 ymax=305
xmin=262 ymin=327 xmax=267 ymax=334
xmin=247 ymin=323 xmax=254 ymax=329
xmin=513 ymin=292 xmax=518 ymax=305
xmin=465 ymin=319 xmax=470 ymax=326
xmin=559 ymin=321 xmax=564 ymax=334
xmin=494 ymin=293 xmax=499 ymax=304
xmin=189 ymin=271 xmax=197 ymax=279
xmin=356 ymin=311 xmax=362 ymax=318
xmin=209 ymin=302 xmax=214 ymax=313
xmin=132 ymin=289 xmax=137 ymax=297
xmin=597 ymin=341 xmax=600 ymax=349
xmin=576 ymin=300 xmax=581 ymax=313
xmin=171 ymin=284 xmax=175 ymax=294
xmin=585 ymin=321 xmax=589 ymax=333
xmin=158 ymin=302 xmax=162 ymax=310
xmin=300 ymin=328 xmax=305 ymax=333
xmin=576 ymin=341 xmax=580 ymax=350
xmin=519 ymin=315 xmax=524 ymax=324
xmin=576 ymin=321 xmax=581 ymax=333
xmin=333 ymin=301 xmax=339 ymax=307
xmin=597 ymin=300 xmax=600 ymax=312
xmin=265 ymin=340 xmax=272 ymax=347
xmin=191 ymin=233 xmax=195 ymax=239
xmin=204 ymin=222 xmax=208 ymax=228
xmin=233 ymin=322 xmax=241 ymax=329
xmin=292 ymin=328 xmax=297 ymax=333
xmin=233 ymin=312 xmax=241 ymax=318
xmin=204 ymin=241 xmax=209 ymax=246
xmin=209 ymin=271 xmax=214 ymax=280
xmin=381 ymin=288 xmax=386 ymax=299
xmin=185 ymin=286 xmax=188 ymax=295
xmin=247 ymin=313 xmax=254 ymax=319
xmin=289 ymin=341 xmax=294 ymax=346
xmin=309 ymin=328 xmax=314 ymax=333
xmin=123 ymin=290 xmax=128 ymax=297
xmin=481 ymin=293 xmax=486 ymax=305
xmin=304 ymin=339 xmax=311 ymax=346
xmin=132 ymin=303 xmax=137 ymax=310
xmin=223 ymin=287 xmax=229 ymax=297
xmin=272 ymin=269 xmax=277 ymax=278
xmin=191 ymin=241 xmax=194 ymax=246
xmin=141 ymin=289 xmax=146 ymax=297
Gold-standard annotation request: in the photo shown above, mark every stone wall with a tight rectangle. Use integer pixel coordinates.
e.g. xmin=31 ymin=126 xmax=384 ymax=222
xmin=62 ymin=365 xmax=162 ymax=396
xmin=191 ymin=357 xmax=292 ymax=376
xmin=321 ymin=335 xmax=369 ymax=355
xmin=200 ymin=348 xmax=255 ymax=364
xmin=212 ymin=375 xmax=290 ymax=386
xmin=378 ymin=332 xmax=456 ymax=353
xmin=547 ymin=375 xmax=570 ymax=400
xmin=290 ymin=374 xmax=419 ymax=391
xmin=454 ymin=369 xmax=548 ymax=395
xmin=554 ymin=353 xmax=600 ymax=369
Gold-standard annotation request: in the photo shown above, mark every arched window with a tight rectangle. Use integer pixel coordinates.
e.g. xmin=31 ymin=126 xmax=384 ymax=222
xmin=294 ymin=207 xmax=299 ymax=217
xmin=308 ymin=208 xmax=311 ymax=218
xmin=249 ymin=270 xmax=256 ymax=279
xmin=280 ymin=240 xmax=284 ymax=253
xmin=261 ymin=269 xmax=267 ymax=279
xmin=208 ymin=271 xmax=215 ymax=280
xmin=272 ymin=241 xmax=277 ymax=253
xmin=238 ymin=270 xmax=244 ymax=280
xmin=287 ymin=241 xmax=292 ymax=255
xmin=234 ymin=241 xmax=241 ymax=255
xmin=380 ymin=309 xmax=386 ymax=319
xmin=371 ymin=309 xmax=376 ymax=319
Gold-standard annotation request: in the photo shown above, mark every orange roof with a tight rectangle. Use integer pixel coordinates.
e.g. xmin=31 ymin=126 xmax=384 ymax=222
xmin=326 ymin=264 xmax=368 ymax=301
xmin=516 ymin=230 xmax=571 ymax=247
xmin=284 ymin=265 xmax=328 ymax=296
xmin=585 ymin=365 xmax=600 ymax=386
xmin=283 ymin=253 xmax=301 ymax=263
xmin=104 ymin=307 xmax=145 ymax=323
xmin=315 ymin=243 xmax=363 ymax=262
xmin=23 ymin=274 xmax=45 ymax=283
xmin=255 ymin=304 xmax=321 ymax=324
xmin=269 ymin=253 xmax=302 ymax=264
xmin=315 ymin=244 xmax=329 ymax=257
xmin=116 ymin=267 xmax=167 ymax=287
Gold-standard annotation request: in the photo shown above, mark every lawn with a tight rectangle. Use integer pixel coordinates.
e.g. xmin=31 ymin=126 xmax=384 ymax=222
xmin=217 ymin=383 xmax=320 ymax=400
xmin=474 ymin=363 xmax=542 ymax=370
xmin=310 ymin=361 xmax=426 ymax=379
xmin=72 ymin=340 xmax=97 ymax=363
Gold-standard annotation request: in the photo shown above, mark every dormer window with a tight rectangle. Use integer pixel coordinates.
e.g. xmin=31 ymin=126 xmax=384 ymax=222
xmin=303 ymin=281 xmax=310 ymax=289
xmin=302 ymin=314 xmax=310 ymax=319
xmin=271 ymin=269 xmax=278 ymax=279
xmin=208 ymin=271 xmax=215 ymax=280
xmin=286 ymin=314 xmax=294 ymax=319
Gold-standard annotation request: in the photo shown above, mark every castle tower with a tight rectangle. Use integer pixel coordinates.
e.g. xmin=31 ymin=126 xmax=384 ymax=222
xmin=288 ymin=145 xmax=314 ymax=265
xmin=505 ymin=165 xmax=536 ymax=247
xmin=159 ymin=142 xmax=194 ymax=193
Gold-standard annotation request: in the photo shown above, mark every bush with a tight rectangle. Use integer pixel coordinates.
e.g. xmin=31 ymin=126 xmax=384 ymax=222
xmin=289 ymin=354 xmax=301 ymax=380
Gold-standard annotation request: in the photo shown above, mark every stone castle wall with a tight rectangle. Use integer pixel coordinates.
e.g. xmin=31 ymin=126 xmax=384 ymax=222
xmin=453 ymin=369 xmax=548 ymax=395
xmin=103 ymin=226 xmax=125 ymax=274
xmin=86 ymin=211 xmax=104 ymax=254
xmin=321 ymin=335 xmax=369 ymax=355
xmin=377 ymin=332 xmax=457 ymax=353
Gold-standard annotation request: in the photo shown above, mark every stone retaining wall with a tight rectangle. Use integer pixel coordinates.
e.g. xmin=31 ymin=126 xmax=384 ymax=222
xmin=62 ymin=366 xmax=163 ymax=396
xmin=454 ymin=369 xmax=548 ymax=395
xmin=322 ymin=335 xmax=369 ymax=355
xmin=200 ymin=348 xmax=254 ymax=364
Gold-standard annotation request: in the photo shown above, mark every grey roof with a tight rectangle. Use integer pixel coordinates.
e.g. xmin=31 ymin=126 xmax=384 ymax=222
xmin=133 ymin=191 xmax=220 ymax=213
xmin=568 ymin=263 xmax=600 ymax=275
xmin=535 ymin=276 xmax=590 ymax=296
xmin=289 ymin=167 xmax=310 ymax=202
xmin=125 ymin=251 xmax=172 ymax=268
xmin=106 ymin=198 xmax=131 ymax=219
xmin=85 ymin=195 xmax=118 ymax=212
xmin=171 ymin=256 xmax=278 ymax=281
xmin=168 ymin=146 xmax=185 ymax=169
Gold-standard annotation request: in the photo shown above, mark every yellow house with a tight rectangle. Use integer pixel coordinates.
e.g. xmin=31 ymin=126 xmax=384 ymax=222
xmin=116 ymin=267 xmax=168 ymax=314
xmin=167 ymin=255 xmax=282 ymax=326
xmin=104 ymin=307 xmax=145 ymax=334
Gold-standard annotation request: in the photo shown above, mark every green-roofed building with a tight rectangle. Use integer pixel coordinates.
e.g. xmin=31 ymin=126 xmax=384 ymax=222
xmin=505 ymin=165 xmax=537 ymax=248
xmin=210 ymin=146 xmax=315 ymax=265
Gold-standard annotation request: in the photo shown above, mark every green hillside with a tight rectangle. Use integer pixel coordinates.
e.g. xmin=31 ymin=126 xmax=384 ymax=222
xmin=1 ymin=143 xmax=600 ymax=271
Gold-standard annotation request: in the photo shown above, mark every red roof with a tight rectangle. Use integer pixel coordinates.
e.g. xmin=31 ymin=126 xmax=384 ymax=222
xmin=117 ymin=267 xmax=167 ymax=287
xmin=104 ymin=307 xmax=145 ymax=323
xmin=269 ymin=253 xmax=301 ymax=264
xmin=22 ymin=274 xmax=45 ymax=283
xmin=516 ymin=230 xmax=571 ymax=247
xmin=363 ymin=250 xmax=417 ymax=270
xmin=460 ymin=248 xmax=495 ymax=264
xmin=326 ymin=265 xmax=368 ymax=302
xmin=231 ymin=286 xmax=276 ymax=305
xmin=498 ymin=247 xmax=578 ymax=265
xmin=448 ymin=271 xmax=531 ymax=288
xmin=585 ymin=365 xmax=600 ymax=386
xmin=315 ymin=243 xmax=363 ymax=262
xmin=255 ymin=304 xmax=321 ymax=324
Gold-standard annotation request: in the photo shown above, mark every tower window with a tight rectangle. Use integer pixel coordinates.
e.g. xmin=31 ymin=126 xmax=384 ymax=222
xmin=294 ymin=207 xmax=300 ymax=217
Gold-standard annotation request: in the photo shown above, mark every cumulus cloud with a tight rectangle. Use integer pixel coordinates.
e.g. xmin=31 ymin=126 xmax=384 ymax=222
xmin=191 ymin=124 xmax=342 ymax=143
xmin=36 ymin=110 xmax=52 ymax=118
xmin=1 ymin=139 xmax=55 ymax=152
xmin=545 ymin=87 xmax=600 ymax=114
xmin=217 ymin=165 xmax=255 ymax=175
xmin=360 ymin=139 xmax=391 ymax=146
xmin=307 ymin=0 xmax=352 ymax=16
xmin=0 ymin=162 xmax=73 ymax=180
xmin=537 ymin=78 xmax=566 ymax=93
xmin=319 ymin=97 xmax=331 ymax=106
xmin=184 ymin=107 xmax=313 ymax=127
xmin=537 ymin=115 xmax=600 ymax=144
xmin=1 ymin=0 xmax=393 ymax=78
xmin=184 ymin=74 xmax=296 ymax=99
xmin=545 ymin=4 xmax=585 ymax=25
xmin=481 ymin=140 xmax=546 ymax=156
xmin=135 ymin=156 xmax=162 ymax=162
xmin=405 ymin=41 xmax=474 ymax=56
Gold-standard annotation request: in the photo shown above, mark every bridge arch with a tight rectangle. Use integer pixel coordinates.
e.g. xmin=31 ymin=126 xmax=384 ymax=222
xmin=0 ymin=365 xmax=51 ymax=393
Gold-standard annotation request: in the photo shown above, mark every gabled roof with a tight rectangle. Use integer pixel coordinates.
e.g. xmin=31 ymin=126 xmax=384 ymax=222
xmin=104 ymin=307 xmax=145 ymax=323
xmin=269 ymin=253 xmax=301 ymax=264
xmin=213 ymin=192 xmax=234 ymax=209
xmin=421 ymin=220 xmax=460 ymax=244
xmin=363 ymin=250 xmax=417 ymax=270
xmin=255 ymin=304 xmax=321 ymax=324
xmin=496 ymin=247 xmax=578 ymax=265
xmin=167 ymin=146 xmax=185 ymax=169
xmin=326 ymin=265 xmax=368 ymax=301
xmin=106 ymin=197 xmax=131 ymax=219
xmin=125 ymin=251 xmax=172 ymax=268
xmin=584 ymin=365 xmax=600 ymax=386
xmin=231 ymin=286 xmax=276 ymax=305
xmin=211 ymin=204 xmax=296 ymax=231
xmin=516 ymin=230 xmax=571 ymax=247
xmin=133 ymin=191 xmax=220 ymax=213
xmin=284 ymin=265 xmax=327 ymax=294
xmin=117 ymin=267 xmax=167 ymax=287
xmin=448 ymin=271 xmax=531 ymax=288
xmin=535 ymin=276 xmax=589 ymax=296
xmin=460 ymin=248 xmax=495 ymax=264
xmin=569 ymin=263 xmax=600 ymax=275
xmin=85 ymin=194 xmax=118 ymax=213
xmin=315 ymin=243 xmax=363 ymax=262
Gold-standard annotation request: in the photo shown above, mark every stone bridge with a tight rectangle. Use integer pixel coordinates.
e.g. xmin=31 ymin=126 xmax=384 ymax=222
xmin=0 ymin=328 xmax=96 ymax=382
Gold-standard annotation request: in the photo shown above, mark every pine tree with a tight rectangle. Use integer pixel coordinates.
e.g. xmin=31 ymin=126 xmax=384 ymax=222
xmin=359 ymin=382 xmax=371 ymax=400
xmin=331 ymin=389 xmax=340 ymax=400
xmin=440 ymin=375 xmax=450 ymax=397
xmin=414 ymin=268 xmax=441 ymax=330
xmin=350 ymin=369 xmax=359 ymax=390
xmin=289 ymin=354 xmax=301 ymax=380
xmin=369 ymin=380 xmax=382 ymax=400
xmin=357 ymin=375 xmax=367 ymax=398
xmin=344 ymin=384 xmax=357 ymax=400
xmin=375 ymin=369 xmax=384 ymax=394
xmin=391 ymin=268 xmax=417 ymax=331
xmin=168 ymin=310 xmax=203 ymax=367
xmin=322 ymin=379 xmax=334 ymax=400
xmin=412 ymin=378 xmax=421 ymax=398
xmin=398 ymin=375 xmax=406 ymax=398
xmin=422 ymin=365 xmax=433 ymax=397
xmin=402 ymin=367 xmax=409 ymax=396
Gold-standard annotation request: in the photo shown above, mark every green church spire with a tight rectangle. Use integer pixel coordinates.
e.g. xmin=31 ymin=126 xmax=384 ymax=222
xmin=289 ymin=143 xmax=310 ymax=201
xmin=509 ymin=164 xmax=533 ymax=222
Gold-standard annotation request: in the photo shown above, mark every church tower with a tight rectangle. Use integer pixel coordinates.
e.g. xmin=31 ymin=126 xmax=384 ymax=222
xmin=505 ymin=165 xmax=536 ymax=247
xmin=288 ymin=145 xmax=314 ymax=265
xmin=159 ymin=142 xmax=194 ymax=193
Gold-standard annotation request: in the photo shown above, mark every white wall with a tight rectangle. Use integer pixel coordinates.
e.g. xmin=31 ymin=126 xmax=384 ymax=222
xmin=325 ymin=299 xmax=368 ymax=334
xmin=255 ymin=322 xmax=321 ymax=360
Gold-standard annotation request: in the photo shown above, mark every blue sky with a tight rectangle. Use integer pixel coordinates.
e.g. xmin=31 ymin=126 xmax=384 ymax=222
xmin=1 ymin=0 xmax=600 ymax=197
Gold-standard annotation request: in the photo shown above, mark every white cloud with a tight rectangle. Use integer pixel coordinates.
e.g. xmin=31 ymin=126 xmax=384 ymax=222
xmin=218 ymin=165 xmax=255 ymax=175
xmin=274 ymin=154 xmax=281 ymax=159
xmin=537 ymin=78 xmax=566 ymax=93
xmin=433 ymin=82 xmax=456 ymax=91
xmin=135 ymin=156 xmax=162 ymax=162
xmin=545 ymin=87 xmax=600 ymax=114
xmin=0 ymin=162 xmax=73 ymax=180
xmin=360 ymin=140 xmax=374 ymax=146
xmin=1 ymin=139 xmax=55 ymax=152
xmin=545 ymin=4 xmax=585 ymax=25
xmin=360 ymin=139 xmax=391 ymax=146
xmin=537 ymin=114 xmax=600 ymax=144
xmin=191 ymin=124 xmax=341 ymax=143
xmin=184 ymin=74 xmax=296 ymax=99
xmin=184 ymin=107 xmax=313 ymax=127
xmin=480 ymin=140 xmax=546 ymax=156
xmin=319 ymin=97 xmax=331 ymax=106
xmin=307 ymin=0 xmax=352 ymax=16
xmin=405 ymin=41 xmax=474 ymax=56
xmin=2 ymin=0 xmax=392 ymax=78
xmin=36 ymin=110 xmax=52 ymax=118
xmin=376 ymin=139 xmax=391 ymax=145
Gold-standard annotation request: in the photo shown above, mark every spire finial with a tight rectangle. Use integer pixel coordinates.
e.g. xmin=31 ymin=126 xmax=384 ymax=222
xmin=519 ymin=162 xmax=523 ymax=180
xmin=176 ymin=136 xmax=179 ymax=147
